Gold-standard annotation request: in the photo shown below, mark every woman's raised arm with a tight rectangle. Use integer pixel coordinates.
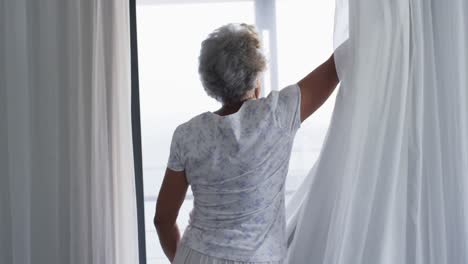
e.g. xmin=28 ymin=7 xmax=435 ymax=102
xmin=298 ymin=54 xmax=339 ymax=122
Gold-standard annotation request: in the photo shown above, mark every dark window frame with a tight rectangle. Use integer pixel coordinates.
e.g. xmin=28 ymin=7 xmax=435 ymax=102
xmin=130 ymin=0 xmax=147 ymax=264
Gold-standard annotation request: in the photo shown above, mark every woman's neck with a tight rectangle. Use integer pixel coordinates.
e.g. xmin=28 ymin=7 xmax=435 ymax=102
xmin=214 ymin=98 xmax=254 ymax=116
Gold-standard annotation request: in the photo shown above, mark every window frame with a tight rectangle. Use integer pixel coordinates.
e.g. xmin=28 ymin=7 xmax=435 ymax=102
xmin=129 ymin=0 xmax=147 ymax=264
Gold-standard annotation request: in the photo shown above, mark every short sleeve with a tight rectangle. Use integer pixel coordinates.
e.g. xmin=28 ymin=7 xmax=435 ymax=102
xmin=274 ymin=84 xmax=302 ymax=133
xmin=167 ymin=126 xmax=185 ymax=171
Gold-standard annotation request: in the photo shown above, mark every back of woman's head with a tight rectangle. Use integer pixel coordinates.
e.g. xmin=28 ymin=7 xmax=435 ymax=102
xmin=199 ymin=23 xmax=267 ymax=105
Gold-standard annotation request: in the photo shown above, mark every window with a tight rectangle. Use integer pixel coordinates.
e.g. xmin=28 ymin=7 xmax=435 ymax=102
xmin=136 ymin=1 xmax=336 ymax=263
xmin=275 ymin=0 xmax=337 ymax=196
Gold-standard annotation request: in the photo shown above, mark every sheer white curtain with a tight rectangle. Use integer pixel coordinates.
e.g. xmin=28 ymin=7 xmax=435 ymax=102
xmin=0 ymin=1 xmax=139 ymax=263
xmin=287 ymin=0 xmax=468 ymax=263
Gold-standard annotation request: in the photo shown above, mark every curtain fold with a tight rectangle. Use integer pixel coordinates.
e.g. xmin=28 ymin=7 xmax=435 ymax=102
xmin=286 ymin=0 xmax=468 ymax=263
xmin=0 ymin=1 xmax=139 ymax=263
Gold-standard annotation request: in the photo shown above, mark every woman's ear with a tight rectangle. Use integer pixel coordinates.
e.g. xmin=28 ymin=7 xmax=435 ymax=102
xmin=255 ymin=79 xmax=261 ymax=98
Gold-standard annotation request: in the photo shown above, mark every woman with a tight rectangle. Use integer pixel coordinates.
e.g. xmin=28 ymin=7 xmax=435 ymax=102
xmin=154 ymin=23 xmax=339 ymax=264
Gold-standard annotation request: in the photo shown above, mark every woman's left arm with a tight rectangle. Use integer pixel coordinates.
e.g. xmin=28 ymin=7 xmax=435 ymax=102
xmin=154 ymin=168 xmax=189 ymax=262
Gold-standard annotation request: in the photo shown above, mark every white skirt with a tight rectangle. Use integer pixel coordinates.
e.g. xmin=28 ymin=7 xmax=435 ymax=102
xmin=172 ymin=244 xmax=283 ymax=264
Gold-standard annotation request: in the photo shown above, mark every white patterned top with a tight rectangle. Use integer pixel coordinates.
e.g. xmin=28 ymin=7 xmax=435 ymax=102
xmin=167 ymin=84 xmax=301 ymax=262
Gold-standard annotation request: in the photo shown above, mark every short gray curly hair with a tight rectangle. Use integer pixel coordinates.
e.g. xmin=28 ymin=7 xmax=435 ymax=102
xmin=198 ymin=23 xmax=267 ymax=104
